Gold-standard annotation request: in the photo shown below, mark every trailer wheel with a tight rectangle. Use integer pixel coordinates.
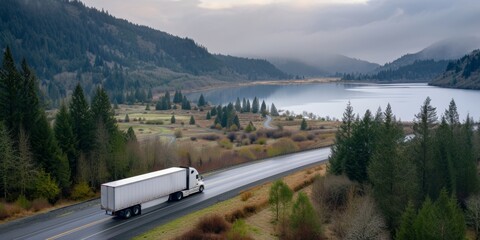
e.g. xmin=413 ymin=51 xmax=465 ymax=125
xmin=176 ymin=192 xmax=183 ymax=201
xmin=124 ymin=208 xmax=132 ymax=219
xmin=133 ymin=205 xmax=141 ymax=215
xmin=199 ymin=185 xmax=204 ymax=193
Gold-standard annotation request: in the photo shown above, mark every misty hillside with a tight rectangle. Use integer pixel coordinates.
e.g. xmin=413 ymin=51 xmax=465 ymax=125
xmin=375 ymin=36 xmax=480 ymax=73
xmin=430 ymin=50 xmax=480 ymax=90
xmin=343 ymin=59 xmax=449 ymax=83
xmin=270 ymin=54 xmax=379 ymax=77
xmin=0 ymin=0 xmax=287 ymax=106
xmin=269 ymin=59 xmax=327 ymax=77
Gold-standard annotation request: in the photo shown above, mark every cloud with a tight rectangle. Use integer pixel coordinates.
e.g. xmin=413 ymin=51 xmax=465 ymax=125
xmin=82 ymin=0 xmax=480 ymax=64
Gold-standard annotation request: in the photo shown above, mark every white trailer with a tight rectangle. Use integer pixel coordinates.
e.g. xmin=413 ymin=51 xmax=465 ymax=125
xmin=101 ymin=167 xmax=204 ymax=218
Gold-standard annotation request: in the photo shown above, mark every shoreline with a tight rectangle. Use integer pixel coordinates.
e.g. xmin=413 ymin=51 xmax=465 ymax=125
xmin=183 ymin=77 xmax=341 ymax=94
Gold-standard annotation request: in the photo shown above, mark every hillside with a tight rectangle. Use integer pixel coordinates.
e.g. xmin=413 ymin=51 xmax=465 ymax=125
xmin=269 ymin=59 xmax=327 ymax=77
xmin=375 ymin=36 xmax=480 ymax=73
xmin=343 ymin=59 xmax=449 ymax=82
xmin=0 ymin=0 xmax=287 ymax=106
xmin=214 ymin=55 xmax=289 ymax=80
xmin=430 ymin=50 xmax=480 ymax=89
xmin=270 ymin=55 xmax=379 ymax=77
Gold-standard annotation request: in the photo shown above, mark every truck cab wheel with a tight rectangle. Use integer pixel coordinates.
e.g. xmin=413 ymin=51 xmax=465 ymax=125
xmin=199 ymin=185 xmax=204 ymax=193
xmin=124 ymin=208 xmax=132 ymax=219
xmin=133 ymin=205 xmax=141 ymax=215
xmin=176 ymin=192 xmax=183 ymax=201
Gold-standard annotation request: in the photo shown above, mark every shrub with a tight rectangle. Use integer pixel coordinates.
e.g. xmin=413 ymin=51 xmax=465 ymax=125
xmin=31 ymin=198 xmax=51 ymax=212
xmin=291 ymin=133 xmax=306 ymax=142
xmin=225 ymin=209 xmax=245 ymax=223
xmin=307 ymin=133 xmax=315 ymax=140
xmin=174 ymin=129 xmax=183 ymax=138
xmin=15 ymin=195 xmax=31 ymax=210
xmin=35 ymin=171 xmax=60 ymax=203
xmin=227 ymin=219 xmax=254 ymax=240
xmin=198 ymin=215 xmax=230 ymax=234
xmin=311 ymin=174 xmax=357 ymax=218
xmin=70 ymin=182 xmax=95 ymax=200
xmin=0 ymin=203 xmax=7 ymax=219
xmin=227 ymin=132 xmax=236 ymax=142
xmin=240 ymin=191 xmax=253 ymax=201
xmin=218 ymin=139 xmax=233 ymax=149
xmin=256 ymin=137 xmax=267 ymax=145
xmin=248 ymin=134 xmax=257 ymax=143
xmin=267 ymin=138 xmax=298 ymax=157
xmin=202 ymin=134 xmax=220 ymax=141
xmin=238 ymin=148 xmax=256 ymax=160
xmin=243 ymin=205 xmax=257 ymax=215
xmin=146 ymin=119 xmax=164 ymax=125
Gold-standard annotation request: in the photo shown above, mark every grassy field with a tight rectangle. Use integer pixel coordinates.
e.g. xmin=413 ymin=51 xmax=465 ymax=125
xmin=134 ymin=164 xmax=326 ymax=240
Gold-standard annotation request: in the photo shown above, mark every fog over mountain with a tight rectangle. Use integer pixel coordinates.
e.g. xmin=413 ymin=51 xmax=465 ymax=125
xmin=82 ymin=0 xmax=480 ymax=65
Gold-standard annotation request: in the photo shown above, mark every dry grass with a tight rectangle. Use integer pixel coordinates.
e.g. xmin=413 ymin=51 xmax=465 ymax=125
xmin=135 ymin=163 xmax=326 ymax=240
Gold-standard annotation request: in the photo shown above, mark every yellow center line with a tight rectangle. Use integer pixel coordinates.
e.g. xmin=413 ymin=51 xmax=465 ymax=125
xmin=46 ymin=217 xmax=111 ymax=240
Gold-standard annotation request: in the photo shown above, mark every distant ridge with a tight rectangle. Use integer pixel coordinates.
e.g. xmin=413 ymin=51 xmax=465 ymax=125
xmin=430 ymin=49 xmax=480 ymax=90
xmin=0 ymin=0 xmax=287 ymax=106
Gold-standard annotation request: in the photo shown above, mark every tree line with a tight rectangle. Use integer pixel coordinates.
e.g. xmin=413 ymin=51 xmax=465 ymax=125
xmin=0 ymin=47 xmax=142 ymax=204
xmin=328 ymin=98 xmax=479 ymax=238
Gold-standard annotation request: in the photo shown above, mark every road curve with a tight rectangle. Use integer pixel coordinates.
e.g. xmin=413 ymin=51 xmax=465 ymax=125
xmin=0 ymin=147 xmax=330 ymax=240
xmin=263 ymin=115 xmax=276 ymax=129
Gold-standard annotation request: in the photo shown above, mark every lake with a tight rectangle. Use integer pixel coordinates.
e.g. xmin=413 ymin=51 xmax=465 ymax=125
xmin=186 ymin=83 xmax=480 ymax=122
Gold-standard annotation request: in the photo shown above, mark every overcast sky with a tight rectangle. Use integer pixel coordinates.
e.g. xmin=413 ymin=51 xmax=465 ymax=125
xmin=82 ymin=0 xmax=480 ymax=64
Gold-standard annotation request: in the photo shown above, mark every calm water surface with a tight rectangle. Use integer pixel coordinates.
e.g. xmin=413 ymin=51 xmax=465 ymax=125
xmin=187 ymin=83 xmax=480 ymax=121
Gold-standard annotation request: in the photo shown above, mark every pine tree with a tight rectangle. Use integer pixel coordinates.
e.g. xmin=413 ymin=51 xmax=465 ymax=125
xmin=345 ymin=110 xmax=376 ymax=183
xmin=210 ymin=106 xmax=217 ymax=116
xmin=70 ymin=84 xmax=94 ymax=155
xmin=246 ymin=99 xmax=251 ymax=112
xmin=182 ymin=96 xmax=191 ymax=110
xmin=0 ymin=46 xmax=22 ymax=141
xmin=252 ymin=97 xmax=259 ymax=113
xmin=445 ymin=99 xmax=459 ymax=127
xmin=91 ymin=87 xmax=117 ymax=137
xmin=206 ymin=111 xmax=211 ymax=120
xmin=198 ymin=94 xmax=206 ymax=107
xmin=242 ymin=98 xmax=247 ymax=112
xmin=164 ymin=91 xmax=171 ymax=109
xmin=189 ymin=116 xmax=195 ymax=125
xmin=328 ymin=102 xmax=355 ymax=175
xmin=270 ymin=103 xmax=279 ymax=116
xmin=171 ymin=115 xmax=176 ymax=124
xmin=54 ymin=103 xmax=77 ymax=182
xmin=260 ymin=100 xmax=267 ymax=116
xmin=413 ymin=97 xmax=438 ymax=197
xmin=300 ymin=118 xmax=308 ymax=130
xmin=235 ymin=97 xmax=241 ymax=112
xmin=368 ymin=104 xmax=417 ymax=229
xmin=396 ymin=202 xmax=417 ymax=240
xmin=233 ymin=114 xmax=240 ymax=129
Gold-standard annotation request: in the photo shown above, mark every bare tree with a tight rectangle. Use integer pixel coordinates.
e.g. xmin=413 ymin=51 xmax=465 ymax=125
xmin=466 ymin=195 xmax=480 ymax=240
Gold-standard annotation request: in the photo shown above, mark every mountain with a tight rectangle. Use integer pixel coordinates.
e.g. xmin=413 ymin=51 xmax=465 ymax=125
xmin=343 ymin=59 xmax=449 ymax=83
xmin=375 ymin=36 xmax=480 ymax=73
xmin=269 ymin=59 xmax=327 ymax=77
xmin=269 ymin=55 xmax=379 ymax=77
xmin=430 ymin=50 xmax=480 ymax=90
xmin=0 ymin=0 xmax=287 ymax=106
xmin=215 ymin=55 xmax=288 ymax=80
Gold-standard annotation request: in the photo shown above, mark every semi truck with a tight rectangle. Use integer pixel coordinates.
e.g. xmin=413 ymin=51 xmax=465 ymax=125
xmin=101 ymin=167 xmax=204 ymax=218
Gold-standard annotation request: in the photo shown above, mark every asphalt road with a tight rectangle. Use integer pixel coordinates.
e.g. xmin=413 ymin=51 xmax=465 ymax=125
xmin=0 ymin=147 xmax=330 ymax=240
xmin=263 ymin=115 xmax=275 ymax=129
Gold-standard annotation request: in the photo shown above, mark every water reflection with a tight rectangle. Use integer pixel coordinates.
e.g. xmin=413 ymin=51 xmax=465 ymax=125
xmin=187 ymin=83 xmax=480 ymax=121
